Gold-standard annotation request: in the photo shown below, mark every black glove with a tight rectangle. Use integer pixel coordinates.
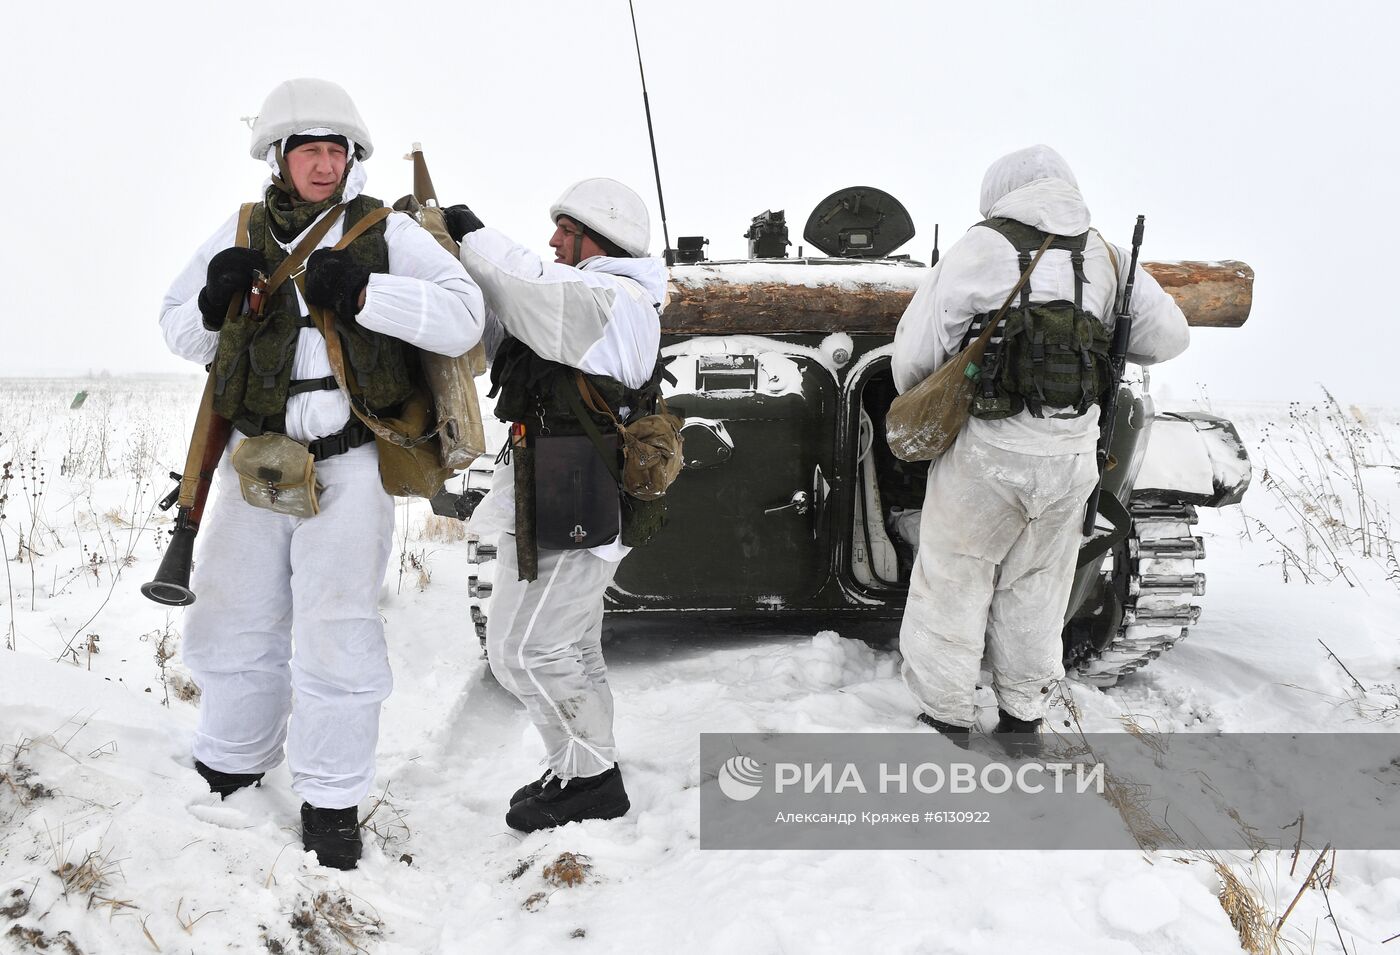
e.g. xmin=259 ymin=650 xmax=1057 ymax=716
xmin=197 ymin=246 xmax=268 ymax=330
xmin=443 ymin=204 xmax=485 ymax=243
xmin=303 ymin=249 xmax=371 ymax=319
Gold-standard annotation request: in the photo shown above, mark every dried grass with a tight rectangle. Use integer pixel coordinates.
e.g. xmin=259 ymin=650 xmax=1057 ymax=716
xmin=359 ymin=784 xmax=410 ymax=854
xmin=1101 ymin=770 xmax=1175 ymax=853
xmin=289 ymin=890 xmax=383 ymax=955
xmin=1055 ymin=706 xmax=1337 ymax=953
xmin=52 ymin=846 xmax=120 ymax=899
xmin=543 ymin=852 xmax=592 ymax=888
xmin=5 ymin=925 xmax=84 ymax=955
xmin=417 ymin=515 xmax=466 ymax=543
xmin=0 ymin=887 xmax=31 ymax=919
xmin=1 ymin=738 xmax=54 ymax=805
xmin=1214 ymin=860 xmax=1277 ymax=954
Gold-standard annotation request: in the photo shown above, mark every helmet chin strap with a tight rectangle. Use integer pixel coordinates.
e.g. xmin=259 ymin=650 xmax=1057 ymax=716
xmin=572 ymin=229 xmax=584 ymax=266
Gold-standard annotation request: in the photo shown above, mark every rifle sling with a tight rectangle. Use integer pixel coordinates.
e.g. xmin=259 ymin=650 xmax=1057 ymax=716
xmin=1076 ymin=491 xmax=1132 ymax=568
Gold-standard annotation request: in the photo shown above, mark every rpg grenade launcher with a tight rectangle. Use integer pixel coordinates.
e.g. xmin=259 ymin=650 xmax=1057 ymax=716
xmin=142 ymin=304 xmax=245 ymax=605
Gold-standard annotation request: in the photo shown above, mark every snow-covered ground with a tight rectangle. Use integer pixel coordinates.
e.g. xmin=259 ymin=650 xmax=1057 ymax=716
xmin=1 ymin=377 xmax=1397 ymax=954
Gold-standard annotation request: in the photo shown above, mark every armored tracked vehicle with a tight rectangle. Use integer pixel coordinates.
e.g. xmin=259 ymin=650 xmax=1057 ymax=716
xmin=449 ymin=188 xmax=1254 ymax=687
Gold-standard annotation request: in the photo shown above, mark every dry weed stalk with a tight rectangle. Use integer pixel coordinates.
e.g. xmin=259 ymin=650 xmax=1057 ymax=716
xmin=1214 ymin=859 xmax=1277 ymax=954
xmin=1252 ymin=389 xmax=1400 ymax=592
xmin=140 ymin=620 xmax=186 ymax=708
xmin=360 ymin=783 xmax=410 ymax=853
xmin=139 ymin=913 xmax=159 ymax=951
xmin=1100 ymin=771 xmax=1175 ymax=852
xmin=1 ymin=459 xmax=15 ymax=650
xmin=52 ymin=845 xmax=121 ymax=899
xmin=1308 ymin=641 xmax=1400 ymax=723
xmin=1 ymin=737 xmax=53 ymax=805
xmin=289 ymin=889 xmax=384 ymax=955
xmin=1054 ymin=706 xmax=1343 ymax=953
xmin=175 ymin=897 xmax=223 ymax=934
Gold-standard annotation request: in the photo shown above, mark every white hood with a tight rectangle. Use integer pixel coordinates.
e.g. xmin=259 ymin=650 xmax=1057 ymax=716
xmin=261 ymin=131 xmax=369 ymax=204
xmin=979 ymin=145 xmax=1091 ymax=236
xmin=582 ymin=254 xmax=669 ymax=307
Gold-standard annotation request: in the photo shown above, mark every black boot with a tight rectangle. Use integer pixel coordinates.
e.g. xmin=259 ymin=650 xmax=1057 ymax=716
xmin=195 ymin=759 xmax=264 ymax=799
xmin=510 ymin=770 xmax=559 ymax=806
xmin=993 ymin=709 xmax=1043 ymax=759
xmin=506 ymin=765 xmax=630 ymax=833
xmin=301 ymin=803 xmax=362 ymax=871
xmin=916 ymin=712 xmax=972 ymax=750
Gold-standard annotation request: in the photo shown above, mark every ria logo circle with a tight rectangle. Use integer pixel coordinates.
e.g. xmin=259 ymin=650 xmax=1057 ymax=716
xmin=718 ymin=755 xmax=764 ymax=801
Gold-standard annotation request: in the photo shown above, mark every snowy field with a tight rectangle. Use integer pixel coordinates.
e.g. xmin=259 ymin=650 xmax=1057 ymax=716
xmin=1 ymin=376 xmax=1398 ymax=954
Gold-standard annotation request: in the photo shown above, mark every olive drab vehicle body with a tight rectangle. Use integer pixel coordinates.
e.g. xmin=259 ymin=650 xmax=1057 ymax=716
xmin=452 ymin=187 xmax=1255 ymax=686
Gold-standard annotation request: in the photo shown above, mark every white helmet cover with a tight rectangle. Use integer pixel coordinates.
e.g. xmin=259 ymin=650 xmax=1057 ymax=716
xmin=249 ymin=78 xmax=373 ymax=161
xmin=549 ymin=178 xmax=651 ymax=257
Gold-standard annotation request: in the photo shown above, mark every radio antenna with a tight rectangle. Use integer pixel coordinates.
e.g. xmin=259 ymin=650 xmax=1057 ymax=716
xmin=628 ymin=0 xmax=674 ymax=265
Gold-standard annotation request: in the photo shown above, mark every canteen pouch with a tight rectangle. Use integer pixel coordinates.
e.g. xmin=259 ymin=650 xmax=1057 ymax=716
xmin=533 ymin=433 xmax=620 ymax=550
xmin=231 ymin=433 xmax=320 ymax=519
xmin=618 ymin=403 xmax=684 ymax=501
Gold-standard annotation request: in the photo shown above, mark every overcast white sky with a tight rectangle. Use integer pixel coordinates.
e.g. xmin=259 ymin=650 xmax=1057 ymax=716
xmin=3 ymin=0 xmax=1397 ymax=404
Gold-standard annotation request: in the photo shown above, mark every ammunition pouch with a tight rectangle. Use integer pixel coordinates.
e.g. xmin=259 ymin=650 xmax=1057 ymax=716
xmin=967 ymin=218 xmax=1110 ymax=421
xmin=971 ymin=301 xmax=1110 ymax=419
xmin=231 ymin=433 xmax=320 ymax=519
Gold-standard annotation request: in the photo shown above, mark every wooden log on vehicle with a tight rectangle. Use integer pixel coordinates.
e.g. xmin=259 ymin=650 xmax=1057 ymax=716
xmin=662 ymin=260 xmax=1253 ymax=335
xmin=1141 ymin=261 xmax=1253 ymax=329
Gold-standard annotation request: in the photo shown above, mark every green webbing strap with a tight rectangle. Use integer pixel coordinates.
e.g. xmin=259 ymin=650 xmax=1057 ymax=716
xmin=1030 ymin=311 xmax=1048 ymax=415
xmin=1076 ymin=491 xmax=1132 ymax=568
xmin=970 ymin=232 xmax=1057 ymax=410
xmin=288 ymin=375 xmax=339 ymax=396
xmin=563 ymin=377 xmax=623 ymax=486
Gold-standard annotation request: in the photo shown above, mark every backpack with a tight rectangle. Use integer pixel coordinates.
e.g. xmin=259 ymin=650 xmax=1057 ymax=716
xmin=968 ymin=217 xmax=1112 ymax=420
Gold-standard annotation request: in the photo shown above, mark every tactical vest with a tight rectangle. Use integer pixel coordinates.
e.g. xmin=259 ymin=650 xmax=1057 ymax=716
xmin=967 ymin=217 xmax=1111 ymax=420
xmin=487 ymin=336 xmax=657 ymax=436
xmin=211 ymin=194 xmax=416 ymax=436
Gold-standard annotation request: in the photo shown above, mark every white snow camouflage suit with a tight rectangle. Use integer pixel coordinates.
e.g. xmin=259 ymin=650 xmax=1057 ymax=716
xmin=890 ymin=145 xmax=1189 ymax=727
xmin=160 ymin=158 xmax=485 ymax=809
xmin=459 ymin=227 xmax=666 ymax=779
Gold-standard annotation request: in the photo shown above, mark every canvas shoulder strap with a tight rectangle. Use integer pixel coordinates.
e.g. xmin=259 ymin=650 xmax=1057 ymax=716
xmin=235 ymin=202 xmax=256 ymax=249
xmin=978 ymin=218 xmax=1089 ymax=310
xmin=969 ymin=232 xmax=1056 ymax=352
xmin=216 ymin=203 xmax=261 ymax=328
xmin=1090 ymin=228 xmax=1121 ymax=316
xmin=301 ymin=207 xmax=426 ymax=449
xmin=566 ymin=375 xmax=624 ymax=486
xmin=262 ymin=204 xmax=350 ymax=300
